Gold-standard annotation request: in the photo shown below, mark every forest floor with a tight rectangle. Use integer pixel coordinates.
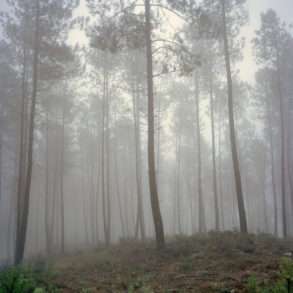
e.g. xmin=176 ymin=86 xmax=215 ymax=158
xmin=48 ymin=232 xmax=293 ymax=292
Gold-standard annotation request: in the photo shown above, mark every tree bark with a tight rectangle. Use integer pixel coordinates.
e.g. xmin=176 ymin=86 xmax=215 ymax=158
xmin=144 ymin=0 xmax=165 ymax=249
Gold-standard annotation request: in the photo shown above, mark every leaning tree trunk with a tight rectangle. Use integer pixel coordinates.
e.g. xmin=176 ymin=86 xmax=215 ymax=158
xmin=15 ymin=0 xmax=40 ymax=265
xmin=144 ymin=0 xmax=165 ymax=249
xmin=221 ymin=0 xmax=247 ymax=234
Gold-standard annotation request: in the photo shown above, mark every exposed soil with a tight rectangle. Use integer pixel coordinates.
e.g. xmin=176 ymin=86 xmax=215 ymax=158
xmin=49 ymin=232 xmax=293 ymax=292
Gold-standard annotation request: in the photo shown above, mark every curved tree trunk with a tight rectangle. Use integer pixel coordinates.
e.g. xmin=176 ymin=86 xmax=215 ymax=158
xmin=221 ymin=0 xmax=247 ymax=234
xmin=144 ymin=0 xmax=165 ymax=249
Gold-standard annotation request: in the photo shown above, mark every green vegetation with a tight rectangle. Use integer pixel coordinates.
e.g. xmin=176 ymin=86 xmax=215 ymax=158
xmin=0 ymin=266 xmax=57 ymax=293
xmin=246 ymin=258 xmax=293 ymax=293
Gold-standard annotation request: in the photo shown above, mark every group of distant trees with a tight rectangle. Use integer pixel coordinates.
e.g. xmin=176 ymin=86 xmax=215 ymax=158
xmin=0 ymin=0 xmax=292 ymax=265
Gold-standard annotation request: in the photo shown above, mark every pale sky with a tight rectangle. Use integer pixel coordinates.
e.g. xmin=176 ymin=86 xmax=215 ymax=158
xmin=0 ymin=0 xmax=292 ymax=83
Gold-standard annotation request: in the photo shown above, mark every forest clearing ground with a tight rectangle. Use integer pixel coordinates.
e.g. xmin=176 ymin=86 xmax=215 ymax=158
xmin=50 ymin=232 xmax=293 ymax=292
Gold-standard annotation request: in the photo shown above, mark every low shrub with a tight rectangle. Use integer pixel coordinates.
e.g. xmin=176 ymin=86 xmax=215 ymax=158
xmin=0 ymin=266 xmax=57 ymax=293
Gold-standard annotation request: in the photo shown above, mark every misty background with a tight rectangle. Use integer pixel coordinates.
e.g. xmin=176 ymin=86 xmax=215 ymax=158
xmin=0 ymin=0 xmax=292 ymax=267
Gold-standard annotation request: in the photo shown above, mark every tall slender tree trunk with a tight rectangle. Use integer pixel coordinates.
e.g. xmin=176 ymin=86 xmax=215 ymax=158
xmin=45 ymin=106 xmax=52 ymax=255
xmin=0 ymin=131 xmax=2 ymax=203
xmin=105 ymin=71 xmax=111 ymax=246
xmin=195 ymin=72 xmax=206 ymax=233
xmin=95 ymin=126 xmax=100 ymax=245
xmin=209 ymin=75 xmax=220 ymax=231
xmin=16 ymin=44 xmax=28 ymax=251
xmin=144 ymin=0 xmax=165 ymax=249
xmin=113 ymin=137 xmax=126 ymax=239
xmin=101 ymin=66 xmax=108 ymax=245
xmin=221 ymin=0 xmax=247 ymax=234
xmin=51 ymin=133 xmax=59 ymax=246
xmin=175 ymin=132 xmax=182 ymax=234
xmin=266 ymin=84 xmax=278 ymax=236
xmin=101 ymin=65 xmax=111 ymax=246
xmin=81 ymin=156 xmax=90 ymax=245
xmin=157 ymin=95 xmax=161 ymax=178
xmin=60 ymin=105 xmax=65 ymax=253
xmin=218 ymin=105 xmax=225 ymax=230
xmin=276 ymin=58 xmax=287 ymax=237
xmin=15 ymin=0 xmax=40 ymax=265
xmin=133 ymin=80 xmax=146 ymax=241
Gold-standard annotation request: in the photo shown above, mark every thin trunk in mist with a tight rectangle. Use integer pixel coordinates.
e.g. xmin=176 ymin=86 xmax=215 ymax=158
xmin=105 ymin=73 xmax=112 ymax=246
xmin=101 ymin=66 xmax=111 ymax=246
xmin=144 ymin=0 xmax=165 ymax=249
xmin=186 ymin=176 xmax=195 ymax=234
xmin=96 ymin=121 xmax=102 ymax=244
xmin=221 ymin=0 xmax=247 ymax=234
xmin=16 ymin=43 xmax=28 ymax=251
xmin=52 ymin=132 xmax=59 ymax=246
xmin=195 ymin=72 xmax=206 ymax=234
xmin=218 ymin=108 xmax=225 ymax=230
xmin=81 ymin=151 xmax=90 ymax=245
xmin=209 ymin=75 xmax=220 ymax=231
xmin=15 ymin=0 xmax=40 ymax=265
xmin=45 ymin=106 xmax=52 ymax=255
xmin=0 ymin=131 xmax=2 ymax=203
xmin=60 ymin=103 xmax=65 ymax=253
xmin=285 ymin=93 xmax=293 ymax=231
xmin=94 ymin=132 xmax=100 ymax=244
xmin=266 ymin=83 xmax=278 ymax=236
xmin=261 ymin=159 xmax=268 ymax=232
xmin=276 ymin=57 xmax=287 ymax=237
xmin=123 ymin=175 xmax=130 ymax=238
xmin=87 ymin=122 xmax=97 ymax=244
xmin=157 ymin=96 xmax=161 ymax=178
xmin=175 ymin=132 xmax=182 ymax=235
xmin=287 ymin=106 xmax=293 ymax=219
xmin=133 ymin=80 xmax=146 ymax=240
xmin=113 ymin=135 xmax=126 ymax=239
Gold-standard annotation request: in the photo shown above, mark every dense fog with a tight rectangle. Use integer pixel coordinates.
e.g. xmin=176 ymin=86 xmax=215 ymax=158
xmin=0 ymin=0 xmax=293 ymax=266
